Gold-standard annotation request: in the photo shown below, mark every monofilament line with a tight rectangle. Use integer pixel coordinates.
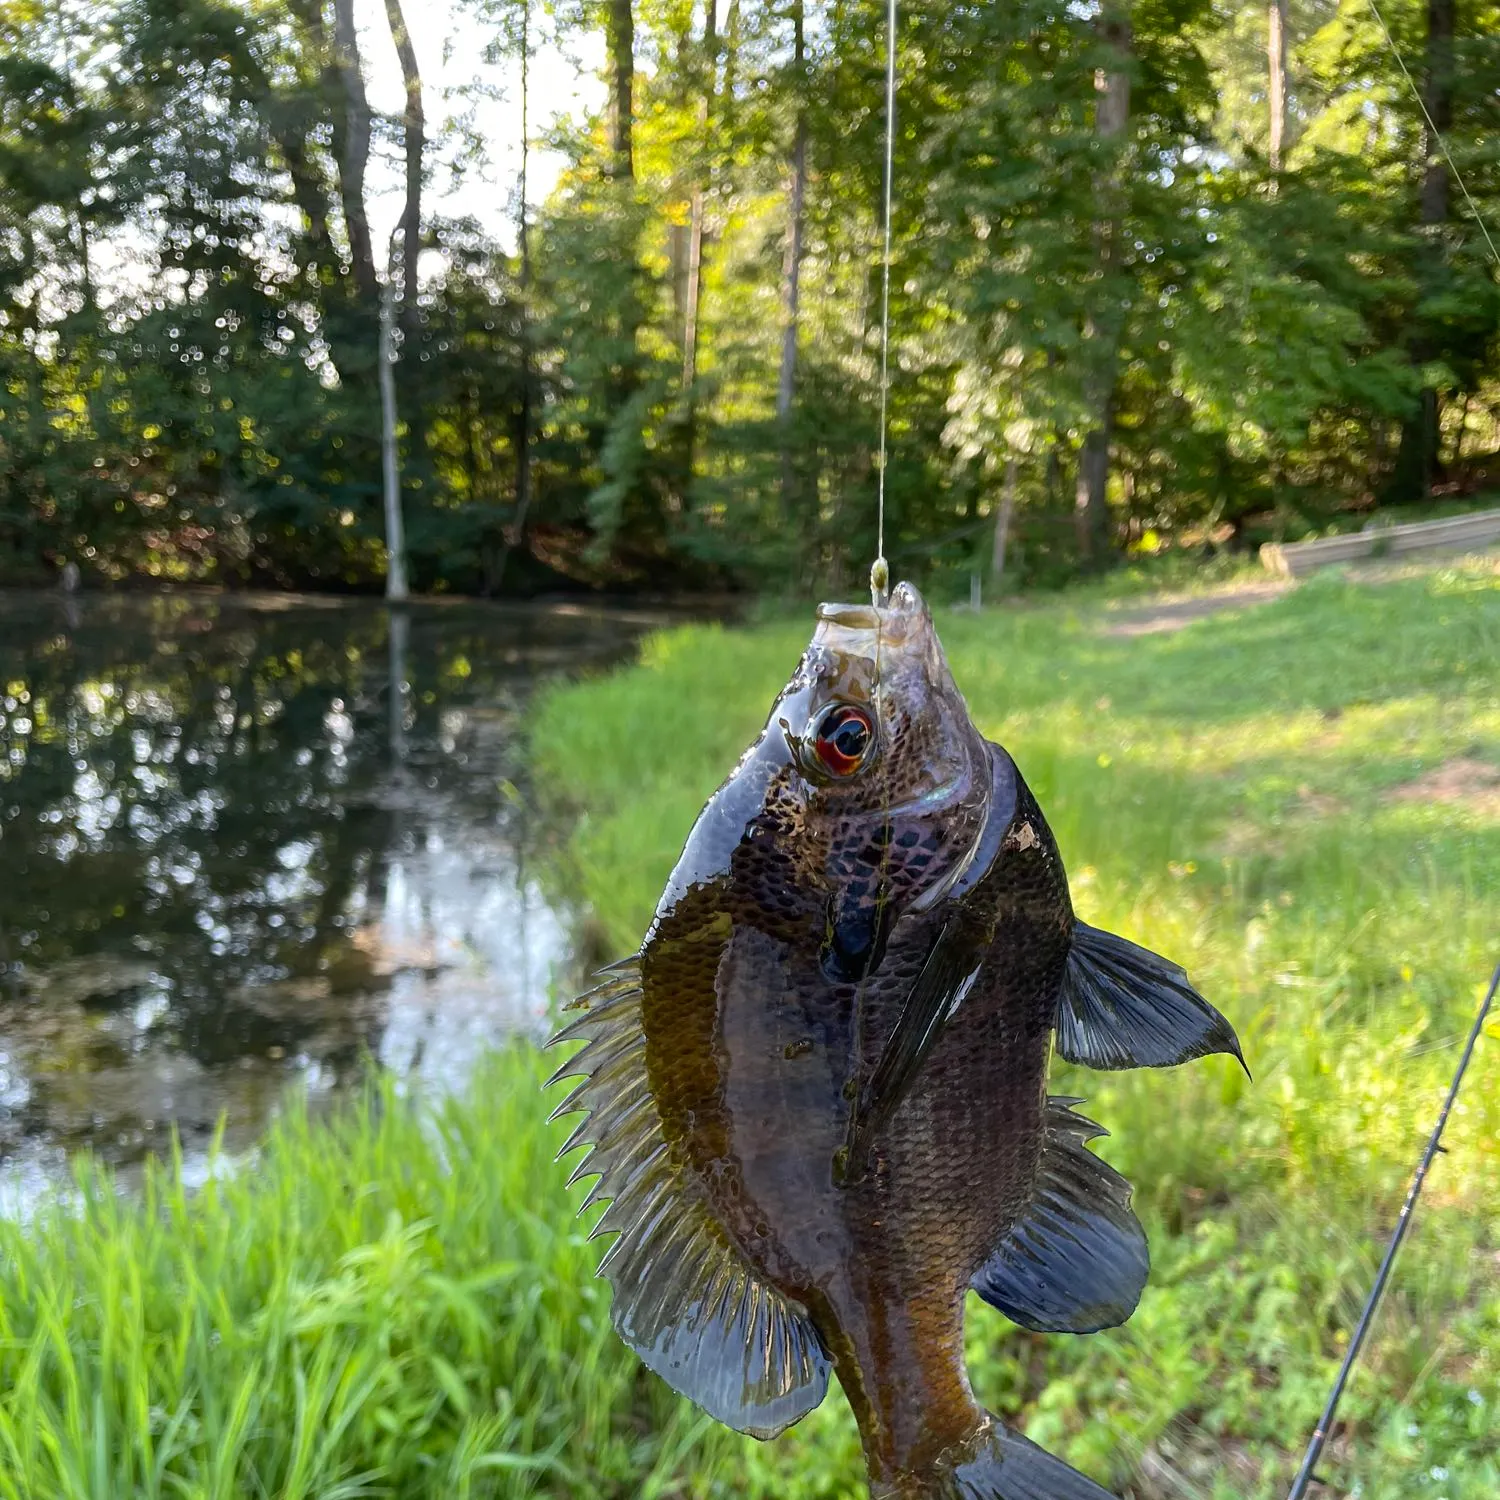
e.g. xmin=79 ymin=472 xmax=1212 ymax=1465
xmin=1286 ymin=956 xmax=1500 ymax=1500
xmin=870 ymin=0 xmax=897 ymax=610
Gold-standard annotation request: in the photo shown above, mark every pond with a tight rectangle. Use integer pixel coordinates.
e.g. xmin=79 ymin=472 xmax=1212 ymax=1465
xmin=0 ymin=589 xmax=686 ymax=1208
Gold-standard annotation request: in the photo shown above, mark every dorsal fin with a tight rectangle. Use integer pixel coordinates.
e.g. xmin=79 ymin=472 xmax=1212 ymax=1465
xmin=970 ymin=1097 xmax=1148 ymax=1335
xmin=548 ymin=962 xmax=830 ymax=1439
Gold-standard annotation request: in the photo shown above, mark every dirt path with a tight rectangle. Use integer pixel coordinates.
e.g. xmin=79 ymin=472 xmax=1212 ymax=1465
xmin=1097 ymin=581 xmax=1294 ymax=637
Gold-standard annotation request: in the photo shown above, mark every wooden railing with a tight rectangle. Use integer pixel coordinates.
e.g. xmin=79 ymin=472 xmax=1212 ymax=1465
xmin=1260 ymin=507 xmax=1500 ymax=578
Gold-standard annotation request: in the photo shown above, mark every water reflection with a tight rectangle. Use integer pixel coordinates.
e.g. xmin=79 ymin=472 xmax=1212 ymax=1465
xmin=0 ymin=590 xmax=670 ymax=1204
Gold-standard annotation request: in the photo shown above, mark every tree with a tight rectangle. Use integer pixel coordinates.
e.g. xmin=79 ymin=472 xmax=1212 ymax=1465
xmin=606 ymin=0 xmax=634 ymax=179
xmin=777 ymin=0 xmax=809 ymax=518
xmin=379 ymin=251 xmax=410 ymax=599
xmin=681 ymin=0 xmax=718 ymax=389
xmin=1269 ymin=0 xmax=1288 ymax=173
xmin=1074 ymin=0 xmax=1132 ymax=562
xmin=1392 ymin=0 xmax=1456 ymax=496
xmin=382 ymin=0 xmax=426 ymax=340
xmin=330 ymin=0 xmax=378 ymax=304
xmin=4 ymin=0 xmax=1500 ymax=601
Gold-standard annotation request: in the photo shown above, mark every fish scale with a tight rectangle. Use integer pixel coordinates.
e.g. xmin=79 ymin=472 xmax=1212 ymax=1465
xmin=549 ymin=582 xmax=1244 ymax=1499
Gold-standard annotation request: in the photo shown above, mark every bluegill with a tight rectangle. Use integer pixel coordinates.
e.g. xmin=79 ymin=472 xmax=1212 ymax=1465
xmin=550 ymin=583 xmax=1243 ymax=1499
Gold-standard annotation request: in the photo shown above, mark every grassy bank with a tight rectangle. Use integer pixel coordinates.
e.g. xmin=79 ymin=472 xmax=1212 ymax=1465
xmin=0 ymin=1053 xmax=758 ymax=1499
xmin=2 ymin=561 xmax=1496 ymax=1499
xmin=532 ymin=560 xmax=1500 ymax=1497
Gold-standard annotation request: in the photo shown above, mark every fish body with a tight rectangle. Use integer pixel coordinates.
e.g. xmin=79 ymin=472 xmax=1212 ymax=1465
xmin=551 ymin=584 xmax=1242 ymax=1499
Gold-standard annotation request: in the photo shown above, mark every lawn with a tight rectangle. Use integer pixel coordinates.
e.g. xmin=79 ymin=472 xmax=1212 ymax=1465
xmin=0 ymin=559 xmax=1495 ymax=1499
xmin=530 ymin=558 xmax=1500 ymax=1498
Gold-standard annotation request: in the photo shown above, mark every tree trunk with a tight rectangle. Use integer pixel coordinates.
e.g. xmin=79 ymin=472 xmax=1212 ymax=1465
xmin=515 ymin=0 xmax=534 ymax=556
xmin=1393 ymin=0 xmax=1455 ymax=498
xmin=330 ymin=0 xmax=378 ymax=303
xmin=682 ymin=0 xmax=718 ymax=389
xmin=777 ymin=84 xmax=807 ymax=527
xmin=280 ymin=0 xmax=358 ymax=378
xmin=381 ymin=0 xmax=425 ymax=338
xmin=1267 ymin=0 xmax=1287 ymax=175
xmin=606 ymin=0 xmax=634 ymax=179
xmin=379 ymin=275 xmax=409 ymax=600
xmin=670 ymin=221 xmax=690 ymax=342
xmin=1419 ymin=0 xmax=1453 ymax=229
xmin=777 ymin=0 xmax=807 ymax=436
xmin=246 ymin=8 xmax=334 ymax=268
xmin=776 ymin=121 xmax=807 ymax=426
xmin=275 ymin=127 xmax=334 ymax=259
xmin=496 ymin=0 xmax=534 ymax=593
xmin=777 ymin=0 xmax=806 ymax=543
xmin=1074 ymin=5 xmax=1131 ymax=563
xmin=991 ymin=457 xmax=1017 ymax=587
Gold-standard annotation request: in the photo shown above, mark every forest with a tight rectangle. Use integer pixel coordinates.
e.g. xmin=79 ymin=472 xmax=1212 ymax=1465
xmin=2 ymin=0 xmax=1499 ymax=597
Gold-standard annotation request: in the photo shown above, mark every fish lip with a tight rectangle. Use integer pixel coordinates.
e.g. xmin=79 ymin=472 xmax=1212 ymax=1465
xmin=814 ymin=582 xmax=929 ymax=649
xmin=814 ymin=602 xmax=880 ymax=629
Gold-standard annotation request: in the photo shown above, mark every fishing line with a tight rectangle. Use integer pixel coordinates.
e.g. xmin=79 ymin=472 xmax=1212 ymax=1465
xmin=870 ymin=0 xmax=897 ymax=609
xmin=840 ymin=0 xmax=898 ymax=1185
xmin=1286 ymin=957 xmax=1499 ymax=1498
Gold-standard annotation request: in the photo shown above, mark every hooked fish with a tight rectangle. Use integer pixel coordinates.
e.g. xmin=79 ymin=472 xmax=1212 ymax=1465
xmin=549 ymin=582 xmax=1243 ymax=1499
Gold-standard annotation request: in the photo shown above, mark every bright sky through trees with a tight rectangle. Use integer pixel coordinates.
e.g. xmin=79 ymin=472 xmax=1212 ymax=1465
xmin=353 ymin=0 xmax=603 ymax=258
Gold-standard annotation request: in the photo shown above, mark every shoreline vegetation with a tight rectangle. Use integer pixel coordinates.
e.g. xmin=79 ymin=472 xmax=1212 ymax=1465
xmin=3 ymin=560 xmax=1497 ymax=1498
xmin=7 ymin=0 xmax=1500 ymax=603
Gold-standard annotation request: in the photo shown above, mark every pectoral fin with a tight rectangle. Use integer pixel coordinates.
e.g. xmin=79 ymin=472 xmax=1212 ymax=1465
xmin=1056 ymin=921 xmax=1245 ymax=1073
xmin=821 ymin=883 xmax=894 ymax=983
xmin=840 ymin=919 xmax=984 ymax=1181
xmin=549 ymin=962 xmax=830 ymax=1439
xmin=970 ymin=1097 xmax=1148 ymax=1334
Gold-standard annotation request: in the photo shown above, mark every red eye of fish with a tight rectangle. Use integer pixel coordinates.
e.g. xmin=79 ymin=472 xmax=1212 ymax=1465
xmin=812 ymin=705 xmax=874 ymax=777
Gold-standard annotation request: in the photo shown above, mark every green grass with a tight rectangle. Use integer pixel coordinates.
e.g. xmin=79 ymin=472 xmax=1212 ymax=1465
xmin=0 ymin=1055 xmax=761 ymax=1500
xmin=2 ymin=559 xmax=1497 ymax=1499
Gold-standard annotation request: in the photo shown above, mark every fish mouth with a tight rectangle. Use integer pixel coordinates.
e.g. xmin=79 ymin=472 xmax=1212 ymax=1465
xmin=813 ymin=581 xmax=930 ymax=660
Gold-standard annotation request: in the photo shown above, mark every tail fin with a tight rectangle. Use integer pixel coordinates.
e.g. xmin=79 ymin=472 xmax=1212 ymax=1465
xmin=911 ymin=1416 xmax=1117 ymax=1500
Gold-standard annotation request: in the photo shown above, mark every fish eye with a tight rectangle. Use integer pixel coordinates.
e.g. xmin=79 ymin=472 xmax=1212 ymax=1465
xmin=811 ymin=704 xmax=874 ymax=778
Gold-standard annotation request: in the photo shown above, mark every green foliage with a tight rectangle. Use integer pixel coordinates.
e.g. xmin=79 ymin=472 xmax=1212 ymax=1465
xmin=2 ymin=0 xmax=1500 ymax=590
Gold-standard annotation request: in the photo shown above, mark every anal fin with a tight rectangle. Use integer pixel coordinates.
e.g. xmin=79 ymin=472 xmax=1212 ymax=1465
xmin=549 ymin=960 xmax=830 ymax=1439
xmin=970 ymin=1098 xmax=1147 ymax=1335
xmin=1057 ymin=920 xmax=1245 ymax=1073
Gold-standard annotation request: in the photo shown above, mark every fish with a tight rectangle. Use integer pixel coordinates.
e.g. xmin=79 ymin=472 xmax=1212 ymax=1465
xmin=548 ymin=581 xmax=1244 ymax=1499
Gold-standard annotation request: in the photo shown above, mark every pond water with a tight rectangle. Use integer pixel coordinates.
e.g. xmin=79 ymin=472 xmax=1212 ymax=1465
xmin=0 ymin=589 xmax=681 ymax=1207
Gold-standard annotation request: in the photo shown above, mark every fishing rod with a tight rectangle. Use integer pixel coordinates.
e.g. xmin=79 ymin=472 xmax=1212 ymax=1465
xmin=1287 ymin=4 xmax=1500 ymax=1488
xmin=1287 ymin=957 xmax=1500 ymax=1497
